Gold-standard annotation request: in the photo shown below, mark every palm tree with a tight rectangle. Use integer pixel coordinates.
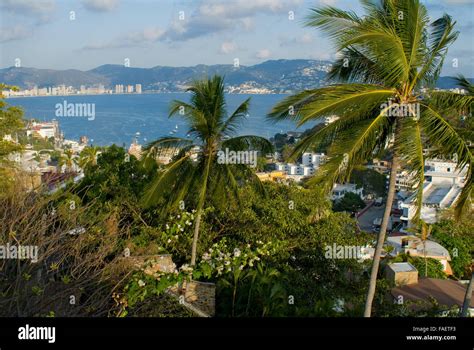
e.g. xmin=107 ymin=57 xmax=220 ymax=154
xmin=78 ymin=146 xmax=100 ymax=170
xmin=268 ymin=0 xmax=473 ymax=317
xmin=58 ymin=149 xmax=76 ymax=173
xmin=418 ymin=221 xmax=432 ymax=277
xmin=142 ymin=75 xmax=273 ymax=266
xmin=460 ymin=266 xmax=473 ymax=317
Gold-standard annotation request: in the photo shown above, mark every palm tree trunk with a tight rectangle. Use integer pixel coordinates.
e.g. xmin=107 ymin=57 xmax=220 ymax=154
xmin=190 ymin=209 xmax=203 ymax=266
xmin=190 ymin=155 xmax=212 ymax=266
xmin=364 ymin=153 xmax=399 ymax=317
xmin=424 ymin=241 xmax=427 ymax=277
xmin=460 ymin=272 xmax=473 ymax=317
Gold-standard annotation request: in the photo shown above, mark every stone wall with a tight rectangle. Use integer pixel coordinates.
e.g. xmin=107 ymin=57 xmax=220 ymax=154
xmin=123 ymin=254 xmax=215 ymax=317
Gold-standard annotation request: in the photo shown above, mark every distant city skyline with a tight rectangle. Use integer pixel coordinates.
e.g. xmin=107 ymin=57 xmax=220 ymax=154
xmin=1 ymin=0 xmax=473 ymax=76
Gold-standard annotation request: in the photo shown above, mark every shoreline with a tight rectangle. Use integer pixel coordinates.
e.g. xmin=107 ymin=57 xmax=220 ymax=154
xmin=5 ymin=91 xmax=291 ymax=99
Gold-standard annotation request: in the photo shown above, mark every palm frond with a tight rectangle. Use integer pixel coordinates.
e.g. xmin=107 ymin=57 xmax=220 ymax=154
xmin=397 ymin=117 xmax=425 ymax=222
xmin=308 ymin=112 xmax=392 ymax=193
xmin=268 ymin=84 xmax=395 ymax=125
xmin=420 ymin=103 xmax=473 ymax=218
xmin=221 ymin=97 xmax=251 ymax=136
xmin=222 ymin=135 xmax=273 ymax=153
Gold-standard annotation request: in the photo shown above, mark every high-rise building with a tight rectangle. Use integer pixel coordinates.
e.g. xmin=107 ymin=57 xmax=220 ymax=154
xmin=127 ymin=85 xmax=134 ymax=93
xmin=115 ymin=84 xmax=124 ymax=94
xmin=135 ymin=84 xmax=142 ymax=94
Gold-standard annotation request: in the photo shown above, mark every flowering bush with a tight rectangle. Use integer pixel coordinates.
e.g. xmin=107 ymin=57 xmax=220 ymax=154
xmin=114 ymin=261 xmax=188 ymax=317
xmin=193 ymin=238 xmax=282 ymax=280
xmin=158 ymin=211 xmax=195 ymax=258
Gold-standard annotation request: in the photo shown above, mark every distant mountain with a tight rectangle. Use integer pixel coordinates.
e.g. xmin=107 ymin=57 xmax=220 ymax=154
xmin=436 ymin=76 xmax=474 ymax=89
xmin=0 ymin=67 xmax=107 ymax=89
xmin=0 ymin=60 xmax=471 ymax=93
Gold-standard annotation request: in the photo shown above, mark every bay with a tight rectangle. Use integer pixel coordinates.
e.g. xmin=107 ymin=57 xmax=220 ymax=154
xmin=8 ymin=94 xmax=316 ymax=147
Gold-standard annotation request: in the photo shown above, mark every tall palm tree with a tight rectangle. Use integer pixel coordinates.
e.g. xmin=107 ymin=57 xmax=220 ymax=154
xmin=78 ymin=146 xmax=100 ymax=170
xmin=460 ymin=265 xmax=473 ymax=317
xmin=268 ymin=0 xmax=473 ymax=317
xmin=417 ymin=221 xmax=432 ymax=277
xmin=142 ymin=75 xmax=273 ymax=265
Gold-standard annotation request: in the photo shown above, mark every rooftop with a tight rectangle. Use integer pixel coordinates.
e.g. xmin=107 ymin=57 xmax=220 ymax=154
xmin=391 ymin=278 xmax=474 ymax=309
xmin=389 ymin=262 xmax=417 ymax=273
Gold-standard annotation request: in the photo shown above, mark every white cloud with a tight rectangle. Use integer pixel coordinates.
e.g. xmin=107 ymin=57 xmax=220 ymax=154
xmin=82 ymin=26 xmax=164 ymax=50
xmin=0 ymin=25 xmax=31 ymax=43
xmin=220 ymin=41 xmax=238 ymax=54
xmin=256 ymin=49 xmax=271 ymax=59
xmin=199 ymin=0 xmax=302 ymax=18
xmin=164 ymin=0 xmax=302 ymax=41
xmin=82 ymin=0 xmax=119 ymax=12
xmin=279 ymin=32 xmax=313 ymax=46
xmin=0 ymin=0 xmax=55 ymax=23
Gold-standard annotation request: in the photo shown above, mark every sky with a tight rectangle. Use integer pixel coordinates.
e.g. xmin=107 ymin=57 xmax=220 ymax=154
xmin=0 ymin=0 xmax=473 ymax=76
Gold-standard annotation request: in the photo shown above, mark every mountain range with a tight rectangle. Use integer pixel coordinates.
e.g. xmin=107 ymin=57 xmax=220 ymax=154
xmin=0 ymin=59 xmax=470 ymax=93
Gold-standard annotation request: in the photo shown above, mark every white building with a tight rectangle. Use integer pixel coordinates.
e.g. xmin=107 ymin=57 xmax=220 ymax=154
xmin=26 ymin=121 xmax=60 ymax=139
xmin=302 ymin=152 xmax=325 ymax=168
xmin=331 ymin=183 xmax=363 ymax=200
xmin=400 ymin=159 xmax=467 ymax=228
xmin=135 ymin=84 xmax=142 ymax=94
xmin=274 ymin=153 xmax=325 ymax=179
xmin=385 ymin=235 xmax=452 ymax=275
xmin=274 ymin=163 xmax=316 ymax=176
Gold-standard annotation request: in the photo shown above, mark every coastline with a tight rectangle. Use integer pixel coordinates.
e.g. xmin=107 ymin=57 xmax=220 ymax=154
xmin=5 ymin=91 xmax=291 ymax=99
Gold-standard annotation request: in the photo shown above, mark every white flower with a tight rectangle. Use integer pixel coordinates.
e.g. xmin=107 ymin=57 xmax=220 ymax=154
xmin=180 ymin=228 xmax=184 ymax=232
xmin=177 ymin=215 xmax=181 ymax=219
xmin=233 ymin=248 xmax=241 ymax=257
xmin=166 ymin=224 xmax=170 ymax=229
xmin=239 ymin=265 xmax=244 ymax=270
xmin=138 ymin=280 xmax=146 ymax=287
xmin=167 ymin=239 xmax=172 ymax=243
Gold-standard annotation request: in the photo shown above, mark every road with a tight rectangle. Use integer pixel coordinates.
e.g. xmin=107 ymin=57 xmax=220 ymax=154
xmin=357 ymin=205 xmax=386 ymax=232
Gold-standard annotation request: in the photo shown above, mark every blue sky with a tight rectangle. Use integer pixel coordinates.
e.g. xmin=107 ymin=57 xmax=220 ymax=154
xmin=0 ymin=0 xmax=473 ymax=76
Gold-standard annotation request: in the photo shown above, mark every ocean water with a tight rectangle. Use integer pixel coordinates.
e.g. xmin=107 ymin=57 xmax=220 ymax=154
xmin=8 ymin=94 xmax=316 ymax=147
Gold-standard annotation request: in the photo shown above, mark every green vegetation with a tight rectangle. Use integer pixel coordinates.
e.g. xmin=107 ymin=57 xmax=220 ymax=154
xmin=0 ymin=84 xmax=24 ymax=194
xmin=333 ymin=192 xmax=366 ymax=214
xmin=351 ymin=168 xmax=387 ymax=198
